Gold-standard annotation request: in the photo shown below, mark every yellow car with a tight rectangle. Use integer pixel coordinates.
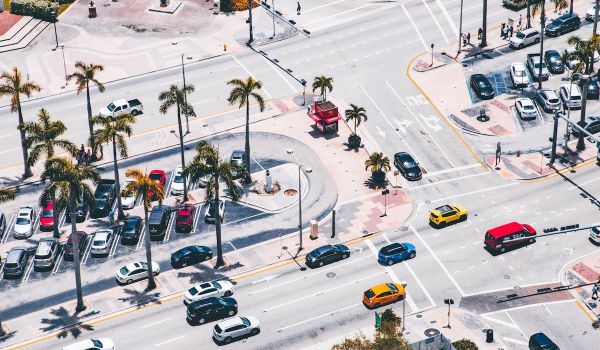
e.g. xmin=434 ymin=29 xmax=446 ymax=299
xmin=362 ymin=282 xmax=405 ymax=309
xmin=429 ymin=204 xmax=468 ymax=227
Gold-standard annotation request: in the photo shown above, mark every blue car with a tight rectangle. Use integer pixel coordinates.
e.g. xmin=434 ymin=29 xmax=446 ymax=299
xmin=378 ymin=243 xmax=416 ymax=265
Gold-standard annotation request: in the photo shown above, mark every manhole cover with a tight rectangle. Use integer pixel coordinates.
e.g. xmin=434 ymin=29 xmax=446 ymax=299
xmin=284 ymin=189 xmax=298 ymax=196
xmin=400 ymin=226 xmax=408 ymax=231
xmin=504 ymin=274 xmax=511 ymax=279
xmin=424 ymin=328 xmax=440 ymax=337
xmin=326 ymin=272 xmax=336 ymax=278
xmin=362 ymin=230 xmax=369 ymax=235
xmin=424 ymin=200 xmax=431 ymax=204
xmin=416 ymin=314 xmax=423 ymax=318
xmin=281 ymin=246 xmax=288 ymax=251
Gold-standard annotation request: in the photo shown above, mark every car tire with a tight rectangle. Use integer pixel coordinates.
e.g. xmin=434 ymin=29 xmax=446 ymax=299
xmin=153 ymin=271 xmax=158 ymax=277
xmin=126 ymin=279 xmax=133 ymax=285
xmin=224 ymin=290 xmax=233 ymax=297
xmin=529 ymin=238 xmax=536 ymax=244
xmin=342 ymin=254 xmax=348 ymax=259
xmin=374 ymin=302 xmax=380 ymax=308
xmin=251 ymin=328 xmax=260 ymax=336
xmin=519 ymin=43 xmax=524 ymax=49
xmin=182 ymin=262 xmax=187 ymax=267
xmin=387 ymin=260 xmax=395 ymax=266
xmin=409 ymin=252 xmax=416 ymax=259
xmin=500 ymin=247 xmax=506 ymax=253
xmin=131 ymin=110 xmax=139 ymax=116
xmin=198 ymin=318 xmax=206 ymax=324
xmin=318 ymin=261 xmax=324 ymax=267
xmin=228 ymin=310 xmax=236 ymax=316
xmin=460 ymin=215 xmax=466 ymax=221
xmin=534 ymin=38 xmax=540 ymax=44
xmin=224 ymin=337 xmax=232 ymax=344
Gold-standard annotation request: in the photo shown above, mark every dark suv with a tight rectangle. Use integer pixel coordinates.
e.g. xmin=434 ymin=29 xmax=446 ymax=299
xmin=528 ymin=332 xmax=559 ymax=350
xmin=3 ymin=247 xmax=29 ymax=278
xmin=63 ymin=231 xmax=87 ymax=261
xmin=120 ymin=216 xmax=143 ymax=244
xmin=186 ymin=297 xmax=238 ymax=325
xmin=65 ymin=196 xmax=89 ymax=223
xmin=92 ymin=179 xmax=117 ymax=218
xmin=572 ymin=116 xmax=600 ymax=137
xmin=0 ymin=212 xmax=6 ymax=239
xmin=545 ymin=13 xmax=580 ymax=36
xmin=148 ymin=205 xmax=172 ymax=241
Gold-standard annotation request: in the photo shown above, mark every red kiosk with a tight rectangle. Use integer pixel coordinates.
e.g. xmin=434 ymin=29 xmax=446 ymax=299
xmin=308 ymin=100 xmax=341 ymax=133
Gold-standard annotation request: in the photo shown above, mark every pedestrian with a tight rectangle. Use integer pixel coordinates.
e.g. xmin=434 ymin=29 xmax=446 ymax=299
xmin=495 ymin=142 xmax=502 ymax=166
xmin=462 ymin=33 xmax=467 ymax=47
xmin=501 ymin=23 xmax=506 ymax=38
xmin=297 ymin=1 xmax=301 ymax=15
xmin=99 ymin=144 xmax=104 ymax=159
xmin=466 ymin=32 xmax=471 ymax=44
xmin=592 ymin=284 xmax=599 ymax=299
xmin=509 ymin=25 xmax=513 ymax=37
xmin=518 ymin=14 xmax=522 ymax=30
xmin=478 ymin=27 xmax=483 ymax=40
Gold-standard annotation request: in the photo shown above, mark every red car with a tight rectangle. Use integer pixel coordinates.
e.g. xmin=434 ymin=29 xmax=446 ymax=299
xmin=175 ymin=203 xmax=196 ymax=232
xmin=39 ymin=200 xmax=55 ymax=231
xmin=484 ymin=222 xmax=536 ymax=253
xmin=148 ymin=170 xmax=166 ymax=200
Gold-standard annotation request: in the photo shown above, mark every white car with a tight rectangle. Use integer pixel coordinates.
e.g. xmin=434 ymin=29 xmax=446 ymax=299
xmin=13 ymin=206 xmax=35 ymax=239
xmin=120 ymin=179 xmax=137 ymax=210
xmin=560 ymin=84 xmax=583 ymax=109
xmin=510 ymin=63 xmax=529 ymax=88
xmin=171 ymin=166 xmax=186 ymax=195
xmin=204 ymin=200 xmax=225 ymax=224
xmin=509 ymin=28 xmax=540 ymax=49
xmin=536 ymin=89 xmax=561 ymax=112
xmin=213 ymin=316 xmax=260 ymax=344
xmin=90 ymin=229 xmax=114 ymax=257
xmin=62 ymin=338 xmax=115 ymax=350
xmin=184 ymin=280 xmax=234 ymax=305
xmin=590 ymin=226 xmax=600 ymax=244
xmin=587 ymin=5 xmax=599 ymax=22
xmin=515 ymin=98 xmax=538 ymax=120
xmin=115 ymin=261 xmax=160 ymax=285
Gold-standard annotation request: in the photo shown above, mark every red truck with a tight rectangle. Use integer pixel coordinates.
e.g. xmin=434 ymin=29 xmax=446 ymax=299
xmin=176 ymin=203 xmax=196 ymax=233
xmin=308 ymin=101 xmax=341 ymax=133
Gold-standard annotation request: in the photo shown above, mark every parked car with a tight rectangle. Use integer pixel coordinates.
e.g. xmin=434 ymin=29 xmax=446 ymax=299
xmin=212 ymin=316 xmax=260 ymax=344
xmin=120 ymin=179 xmax=137 ymax=210
xmin=526 ymin=53 xmax=549 ymax=81
xmin=92 ymin=179 xmax=117 ymax=218
xmin=13 ymin=206 xmax=35 ymax=239
xmin=91 ymin=229 xmax=114 ymax=257
xmin=148 ymin=205 xmax=172 ymax=240
xmin=378 ymin=243 xmax=416 ymax=265
xmin=148 ymin=170 xmax=166 ymax=200
xmin=582 ymin=76 xmax=600 ymax=100
xmin=115 ymin=261 xmax=160 ymax=285
xmin=545 ymin=12 xmax=581 ymax=36
xmin=589 ymin=226 xmax=600 ymax=244
xmin=393 ymin=152 xmax=422 ymax=181
xmin=64 ymin=231 xmax=87 ymax=261
xmin=587 ymin=4 xmax=600 ymax=21
xmin=204 ymin=200 xmax=225 ymax=224
xmin=39 ymin=200 xmax=55 ymax=232
xmin=560 ymin=83 xmax=583 ymax=109
xmin=184 ymin=280 xmax=234 ymax=305
xmin=362 ymin=282 xmax=405 ymax=309
xmin=502 ymin=0 xmax=527 ymax=10
xmin=3 ymin=247 xmax=29 ymax=278
xmin=469 ymin=74 xmax=494 ymax=99
xmin=428 ymin=204 xmax=468 ymax=227
xmin=171 ymin=166 xmax=187 ymax=196
xmin=528 ymin=332 xmax=559 ymax=350
xmin=563 ymin=46 xmax=580 ymax=69
xmin=175 ymin=203 xmax=195 ymax=233
xmin=544 ymin=50 xmax=565 ymax=74
xmin=98 ymin=98 xmax=143 ymax=117
xmin=187 ymin=297 xmax=238 ymax=325
xmin=230 ymin=150 xmax=245 ymax=179
xmin=509 ymin=28 xmax=540 ymax=49
xmin=65 ymin=196 xmax=88 ymax=223
xmin=536 ymin=89 xmax=561 ymax=112
xmin=0 ymin=213 xmax=7 ymax=240
xmin=510 ymin=62 xmax=529 ymax=88
xmin=484 ymin=222 xmax=536 ymax=253
xmin=572 ymin=116 xmax=600 ymax=137
xmin=120 ymin=215 xmax=143 ymax=245
xmin=171 ymin=245 xmax=213 ymax=268
xmin=62 ymin=338 xmax=115 ymax=350
xmin=305 ymin=244 xmax=350 ymax=268
xmin=515 ymin=98 xmax=539 ymax=120
xmin=34 ymin=237 xmax=59 ymax=270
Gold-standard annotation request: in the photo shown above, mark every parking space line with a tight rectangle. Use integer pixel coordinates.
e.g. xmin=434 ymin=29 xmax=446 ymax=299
xmin=164 ymin=213 xmax=176 ymax=242
xmin=191 ymin=203 xmax=203 ymax=233
xmin=421 ymin=0 xmax=449 ymax=43
xmin=223 ymin=211 xmax=268 ymax=226
xmin=136 ymin=226 xmax=147 ymax=251
xmin=80 ymin=236 xmax=93 ymax=266
xmin=164 ymin=171 xmax=174 ymax=200
xmin=21 ymin=257 xmax=35 ymax=283
xmin=109 ymin=229 xmax=120 ymax=258
xmin=2 ymin=214 xmax=16 ymax=244
xmin=52 ymin=250 xmax=64 ymax=275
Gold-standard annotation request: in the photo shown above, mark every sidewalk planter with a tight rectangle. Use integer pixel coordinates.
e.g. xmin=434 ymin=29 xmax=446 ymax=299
xmin=9 ymin=0 xmax=57 ymax=21
xmin=348 ymin=134 xmax=361 ymax=148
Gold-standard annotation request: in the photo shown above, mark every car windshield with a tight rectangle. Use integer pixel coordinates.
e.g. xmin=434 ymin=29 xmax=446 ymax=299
xmin=91 ymin=340 xmax=103 ymax=347
xmin=124 ymin=219 xmax=138 ymax=229
xmin=174 ymin=174 xmax=183 ymax=183
xmin=477 ymin=80 xmax=490 ymax=88
xmin=514 ymin=69 xmax=526 ymax=77
xmin=93 ymin=239 xmax=105 ymax=246
xmin=16 ymin=217 xmax=30 ymax=225
xmin=533 ymin=62 xmax=547 ymax=69
xmin=241 ymin=317 xmax=250 ymax=326
xmin=208 ymin=202 xmax=219 ymax=216
xmin=403 ymin=160 xmax=417 ymax=168
xmin=178 ymin=214 xmax=191 ymax=222
xmin=119 ymin=266 xmax=129 ymax=275
xmin=550 ymin=18 xmax=564 ymax=26
xmin=387 ymin=283 xmax=398 ymax=292
xmin=523 ymin=104 xmax=535 ymax=111
xmin=107 ymin=103 xmax=116 ymax=112
xmin=189 ymin=286 xmax=199 ymax=295
xmin=149 ymin=173 xmax=162 ymax=182
xmin=42 ymin=210 xmax=53 ymax=218
xmin=515 ymin=32 xmax=526 ymax=39
xmin=364 ymin=289 xmax=375 ymax=298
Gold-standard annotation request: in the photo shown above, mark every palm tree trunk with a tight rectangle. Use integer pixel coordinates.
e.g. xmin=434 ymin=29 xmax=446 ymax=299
xmin=244 ymin=99 xmax=251 ymax=184
xmin=86 ymin=83 xmax=95 ymax=159
xmin=214 ymin=181 xmax=224 ymax=267
xmin=577 ymin=74 xmax=590 ymax=151
xmin=480 ymin=0 xmax=488 ymax=47
xmin=70 ymin=197 xmax=86 ymax=312
xmin=143 ymin=205 xmax=156 ymax=290
xmin=112 ymin=136 xmax=125 ymax=220
xmin=17 ymin=101 xmax=33 ymax=178
xmin=52 ymin=193 xmax=59 ymax=238
xmin=538 ymin=5 xmax=546 ymax=90
xmin=594 ymin=0 xmax=600 ymax=71
xmin=176 ymin=102 xmax=188 ymax=202
xmin=569 ymin=0 xmax=574 ymax=15
xmin=527 ymin=0 xmax=532 ymax=29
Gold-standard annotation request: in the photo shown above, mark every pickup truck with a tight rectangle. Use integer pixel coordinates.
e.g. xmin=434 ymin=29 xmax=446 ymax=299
xmin=526 ymin=53 xmax=550 ymax=82
xmin=92 ymin=179 xmax=117 ymax=218
xmin=98 ymin=99 xmax=143 ymax=117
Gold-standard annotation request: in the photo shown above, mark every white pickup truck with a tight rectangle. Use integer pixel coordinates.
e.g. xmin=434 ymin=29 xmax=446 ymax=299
xmin=98 ymin=99 xmax=143 ymax=117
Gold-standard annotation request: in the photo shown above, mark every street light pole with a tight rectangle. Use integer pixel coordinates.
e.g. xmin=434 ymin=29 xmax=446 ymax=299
xmin=457 ymin=0 xmax=464 ymax=56
xmin=480 ymin=0 xmax=488 ymax=47
xmin=271 ymin=0 xmax=276 ymax=39
xmin=60 ymin=44 xmax=67 ymax=88
xmin=176 ymin=113 xmax=188 ymax=202
xmin=286 ymin=148 xmax=311 ymax=254
xmin=247 ymin=0 xmax=254 ymax=44
xmin=181 ymin=53 xmax=190 ymax=134
xmin=51 ymin=10 xmax=58 ymax=51
xmin=550 ymin=111 xmax=560 ymax=164
xmin=401 ymin=281 xmax=407 ymax=332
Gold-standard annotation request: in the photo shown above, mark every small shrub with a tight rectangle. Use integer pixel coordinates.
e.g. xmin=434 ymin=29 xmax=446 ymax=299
xmin=10 ymin=0 xmax=58 ymax=21
xmin=452 ymin=338 xmax=479 ymax=350
xmin=221 ymin=0 xmax=259 ymax=13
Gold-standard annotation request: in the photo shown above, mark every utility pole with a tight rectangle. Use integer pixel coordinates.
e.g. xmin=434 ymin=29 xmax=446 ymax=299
xmin=550 ymin=111 xmax=559 ymax=164
xmin=181 ymin=53 xmax=190 ymax=134
xmin=457 ymin=0 xmax=464 ymax=56
xmin=527 ymin=0 xmax=532 ymax=28
xmin=247 ymin=0 xmax=254 ymax=44
xmin=538 ymin=5 xmax=546 ymax=89
xmin=480 ymin=0 xmax=488 ymax=47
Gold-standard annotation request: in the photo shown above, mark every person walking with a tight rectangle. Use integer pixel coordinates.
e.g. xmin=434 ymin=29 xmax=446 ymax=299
xmin=495 ymin=142 xmax=502 ymax=166
xmin=99 ymin=144 xmax=104 ymax=159
xmin=508 ymin=25 xmax=513 ymax=37
xmin=466 ymin=32 xmax=471 ymax=44
xmin=500 ymin=23 xmax=506 ymax=39
xmin=297 ymin=1 xmax=301 ymax=15
xmin=478 ymin=27 xmax=483 ymax=40
xmin=518 ymin=14 xmax=522 ymax=30
xmin=462 ymin=33 xmax=466 ymax=47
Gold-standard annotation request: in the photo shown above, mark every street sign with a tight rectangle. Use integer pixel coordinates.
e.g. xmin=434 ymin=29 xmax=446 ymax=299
xmin=375 ymin=311 xmax=381 ymax=330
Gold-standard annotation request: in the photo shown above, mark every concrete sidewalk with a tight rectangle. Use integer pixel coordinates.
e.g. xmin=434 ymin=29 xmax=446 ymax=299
xmin=564 ymin=252 xmax=600 ymax=325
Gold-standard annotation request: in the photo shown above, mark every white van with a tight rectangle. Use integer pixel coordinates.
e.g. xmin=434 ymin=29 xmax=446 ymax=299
xmin=62 ymin=338 xmax=114 ymax=350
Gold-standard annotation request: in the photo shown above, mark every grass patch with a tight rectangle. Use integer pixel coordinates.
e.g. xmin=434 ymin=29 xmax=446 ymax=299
xmin=57 ymin=3 xmax=69 ymax=15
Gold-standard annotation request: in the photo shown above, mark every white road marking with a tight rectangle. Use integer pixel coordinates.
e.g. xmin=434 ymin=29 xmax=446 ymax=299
xmin=163 ymin=212 xmax=176 ymax=242
xmin=302 ymin=0 xmax=347 ymax=14
xmin=308 ymin=5 xmax=374 ymax=30
xmin=421 ymin=0 xmax=449 ymax=43
xmin=434 ymin=0 xmax=459 ymax=37
xmin=190 ymin=99 xmax=211 ymax=106
xmin=191 ymin=203 xmax=203 ymax=233
xmin=542 ymin=303 xmax=553 ymax=315
xmin=481 ymin=314 xmax=521 ymax=329
xmin=136 ymin=226 xmax=147 ymax=251
xmin=230 ymin=55 xmax=272 ymax=100
xmin=52 ymin=250 xmax=64 ymax=275
xmin=410 ymin=172 xmax=489 ymax=191
xmin=251 ymin=274 xmax=279 ymax=284
xmin=277 ymin=302 xmax=362 ymax=332
xmin=421 ymin=163 xmax=481 ymax=178
xmin=1 ymin=214 xmax=16 ymax=245
xmin=502 ymin=337 xmax=529 ymax=346
xmin=142 ymin=317 xmax=173 ymax=329
xmin=401 ymin=5 xmax=428 ymax=51
xmin=21 ymin=258 xmax=35 ymax=283
xmin=258 ymin=54 xmax=298 ymax=95
xmin=109 ymin=230 xmax=120 ymax=258
xmin=155 ymin=335 xmax=186 ymax=347
xmin=431 ymin=183 xmax=519 ymax=204
xmin=482 ymin=299 xmax=576 ymax=316
xmin=504 ymin=311 xmax=530 ymax=342
xmin=568 ymin=177 xmax=600 ymax=190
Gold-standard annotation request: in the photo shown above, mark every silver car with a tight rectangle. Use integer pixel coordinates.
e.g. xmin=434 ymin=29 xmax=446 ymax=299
xmin=590 ymin=226 xmax=600 ymax=244
xmin=536 ymin=89 xmax=561 ymax=112
xmin=213 ymin=316 xmax=260 ymax=344
xmin=91 ymin=229 xmax=114 ymax=257
xmin=34 ymin=237 xmax=59 ymax=269
xmin=13 ymin=206 xmax=35 ymax=239
xmin=509 ymin=28 xmax=540 ymax=49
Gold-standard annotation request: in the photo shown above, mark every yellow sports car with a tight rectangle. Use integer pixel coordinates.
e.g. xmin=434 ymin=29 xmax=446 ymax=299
xmin=429 ymin=204 xmax=468 ymax=227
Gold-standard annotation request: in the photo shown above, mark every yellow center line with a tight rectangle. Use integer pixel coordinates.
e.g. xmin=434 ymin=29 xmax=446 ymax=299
xmin=575 ymin=300 xmax=597 ymax=324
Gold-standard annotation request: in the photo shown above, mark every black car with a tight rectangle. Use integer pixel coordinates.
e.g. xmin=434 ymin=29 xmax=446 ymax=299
xmin=65 ymin=198 xmax=89 ymax=223
xmin=148 ymin=205 xmax=172 ymax=241
xmin=393 ymin=152 xmax=422 ymax=181
xmin=92 ymin=179 xmax=117 ymax=218
xmin=572 ymin=116 xmax=600 ymax=137
xmin=305 ymin=244 xmax=350 ymax=268
xmin=3 ymin=247 xmax=29 ymax=278
xmin=528 ymin=332 xmax=559 ymax=350
xmin=171 ymin=245 xmax=213 ymax=269
xmin=0 ymin=212 xmax=6 ymax=239
xmin=582 ymin=77 xmax=600 ymax=99
xmin=64 ymin=231 xmax=87 ymax=261
xmin=469 ymin=74 xmax=494 ymax=99
xmin=544 ymin=50 xmax=565 ymax=74
xmin=545 ymin=13 xmax=580 ymax=36
xmin=186 ymin=297 xmax=238 ymax=325
xmin=120 ymin=216 xmax=143 ymax=244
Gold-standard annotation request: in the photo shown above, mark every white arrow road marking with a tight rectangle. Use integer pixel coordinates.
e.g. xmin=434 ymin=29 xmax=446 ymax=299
xmin=563 ymin=248 xmax=573 ymax=255
xmin=375 ymin=125 xmax=386 ymax=138
xmin=251 ymin=274 xmax=279 ymax=284
xmin=420 ymin=114 xmax=443 ymax=132
xmin=393 ymin=118 xmax=412 ymax=135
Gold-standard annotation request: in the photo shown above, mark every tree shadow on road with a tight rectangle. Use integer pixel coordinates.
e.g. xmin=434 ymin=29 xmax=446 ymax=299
xmin=118 ymin=288 xmax=162 ymax=309
xmin=0 ymin=329 xmax=17 ymax=343
xmin=39 ymin=306 xmax=99 ymax=339
xmin=177 ymin=262 xmax=241 ymax=285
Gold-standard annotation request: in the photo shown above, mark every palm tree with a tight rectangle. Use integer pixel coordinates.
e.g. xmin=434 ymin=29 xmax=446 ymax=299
xmin=121 ymin=169 xmax=164 ymax=289
xmin=158 ymin=84 xmax=195 ymax=202
xmin=40 ymin=157 xmax=99 ymax=312
xmin=0 ymin=67 xmax=42 ymax=178
xmin=365 ymin=152 xmax=391 ymax=185
xmin=66 ymin=62 xmax=105 ymax=159
xmin=312 ymin=76 xmax=333 ymax=102
xmin=184 ymin=141 xmax=242 ymax=267
xmin=565 ymin=34 xmax=600 ymax=150
xmin=532 ymin=0 xmax=568 ymax=89
xmin=91 ymin=113 xmax=136 ymax=220
xmin=0 ymin=187 xmax=16 ymax=203
xmin=344 ymin=104 xmax=368 ymax=135
xmin=227 ymin=77 xmax=266 ymax=184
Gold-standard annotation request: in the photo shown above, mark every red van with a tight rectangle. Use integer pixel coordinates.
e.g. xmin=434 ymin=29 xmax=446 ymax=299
xmin=484 ymin=222 xmax=536 ymax=253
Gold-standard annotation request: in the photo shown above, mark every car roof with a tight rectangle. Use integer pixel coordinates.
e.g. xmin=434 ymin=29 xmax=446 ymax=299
xmin=394 ymin=152 xmax=414 ymax=160
xmin=520 ymin=28 xmax=538 ymax=34
xmin=217 ymin=316 xmax=243 ymax=329
xmin=530 ymin=332 xmax=555 ymax=344
xmin=125 ymin=215 xmax=142 ymax=221
xmin=435 ymin=205 xmax=454 ymax=213
xmin=558 ymin=12 xmax=577 ymax=20
xmin=231 ymin=150 xmax=244 ymax=156
xmin=94 ymin=230 xmax=111 ymax=239
xmin=149 ymin=169 xmax=165 ymax=176
xmin=487 ymin=222 xmax=525 ymax=238
xmin=125 ymin=262 xmax=145 ymax=270
xmin=380 ymin=243 xmax=404 ymax=253
xmin=7 ymin=247 xmax=27 ymax=262
xmin=370 ymin=283 xmax=394 ymax=294
xmin=37 ymin=239 xmax=56 ymax=254
xmin=18 ymin=207 xmax=32 ymax=215
xmin=511 ymin=62 xmax=525 ymax=69
xmin=517 ymin=98 xmax=534 ymax=105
